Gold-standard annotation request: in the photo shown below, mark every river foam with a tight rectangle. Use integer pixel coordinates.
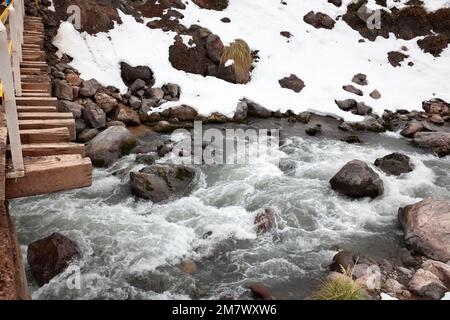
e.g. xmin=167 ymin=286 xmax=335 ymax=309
xmin=11 ymin=136 xmax=450 ymax=299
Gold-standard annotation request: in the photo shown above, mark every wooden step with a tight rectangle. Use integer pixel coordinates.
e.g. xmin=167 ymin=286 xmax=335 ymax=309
xmin=21 ymin=89 xmax=51 ymax=95
xmin=15 ymin=97 xmax=57 ymax=107
xmin=22 ymin=52 xmax=46 ymax=59
xmin=17 ymin=106 xmax=57 ymax=113
xmin=20 ymin=92 xmax=52 ymax=98
xmin=20 ymin=92 xmax=51 ymax=98
xmin=23 ymin=31 xmax=43 ymax=36
xmin=22 ymin=44 xmax=41 ymax=49
xmin=20 ymin=128 xmax=71 ymax=144
xmin=5 ymin=154 xmax=92 ymax=199
xmin=21 ymin=63 xmax=47 ymax=72
xmin=19 ymin=119 xmax=76 ymax=140
xmin=18 ymin=112 xmax=73 ymax=120
xmin=21 ymin=68 xmax=47 ymax=75
xmin=21 ymin=75 xmax=50 ymax=82
xmin=21 ymin=83 xmax=51 ymax=91
xmin=8 ymin=143 xmax=85 ymax=157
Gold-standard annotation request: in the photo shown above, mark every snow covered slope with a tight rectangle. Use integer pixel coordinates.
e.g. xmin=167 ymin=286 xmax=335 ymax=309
xmin=52 ymin=0 xmax=450 ymax=121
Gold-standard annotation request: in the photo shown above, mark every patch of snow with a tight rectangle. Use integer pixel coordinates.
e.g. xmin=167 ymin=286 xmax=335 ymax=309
xmin=380 ymin=293 xmax=398 ymax=300
xmin=48 ymin=0 xmax=55 ymax=12
xmin=224 ymin=59 xmax=234 ymax=67
xmin=52 ymin=1 xmax=450 ymax=120
xmin=180 ymin=34 xmax=196 ymax=48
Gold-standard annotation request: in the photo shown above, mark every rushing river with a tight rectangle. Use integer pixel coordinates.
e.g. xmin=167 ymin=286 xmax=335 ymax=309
xmin=10 ymin=123 xmax=450 ymax=300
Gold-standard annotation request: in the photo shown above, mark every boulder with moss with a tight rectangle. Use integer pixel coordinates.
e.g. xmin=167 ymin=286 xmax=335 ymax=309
xmin=130 ymin=164 xmax=196 ymax=202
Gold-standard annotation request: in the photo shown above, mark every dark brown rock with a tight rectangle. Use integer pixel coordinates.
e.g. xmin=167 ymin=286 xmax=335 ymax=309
xmin=27 ymin=233 xmax=80 ymax=286
xmin=330 ymin=160 xmax=384 ymax=198
xmin=374 ymin=153 xmax=414 ymax=176
xmin=279 ymin=74 xmax=305 ymax=93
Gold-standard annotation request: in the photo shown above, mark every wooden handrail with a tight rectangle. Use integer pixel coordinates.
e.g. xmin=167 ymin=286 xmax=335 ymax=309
xmin=0 ymin=0 xmax=25 ymax=175
xmin=0 ymin=0 xmax=16 ymax=100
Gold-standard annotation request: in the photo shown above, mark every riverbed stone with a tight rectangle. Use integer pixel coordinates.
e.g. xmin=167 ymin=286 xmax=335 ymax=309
xmin=114 ymin=104 xmax=140 ymax=126
xmin=400 ymin=121 xmax=425 ymax=138
xmin=330 ymin=250 xmax=355 ymax=273
xmin=167 ymin=105 xmax=198 ymax=121
xmin=330 ymin=160 xmax=384 ymax=198
xmin=130 ymin=164 xmax=196 ymax=202
xmin=398 ymin=199 xmax=450 ymax=262
xmin=254 ymin=208 xmax=275 ymax=234
xmin=86 ymin=126 xmax=138 ymax=167
xmin=422 ymin=260 xmax=450 ymax=287
xmin=374 ymin=153 xmax=414 ymax=176
xmin=27 ymin=233 xmax=80 ymax=286
xmin=412 ymin=132 xmax=450 ymax=157
xmin=250 ymin=283 xmax=273 ymax=300
xmin=408 ymin=269 xmax=447 ymax=300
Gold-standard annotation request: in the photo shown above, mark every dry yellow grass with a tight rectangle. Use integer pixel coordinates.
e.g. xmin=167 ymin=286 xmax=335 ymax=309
xmin=220 ymin=39 xmax=253 ymax=84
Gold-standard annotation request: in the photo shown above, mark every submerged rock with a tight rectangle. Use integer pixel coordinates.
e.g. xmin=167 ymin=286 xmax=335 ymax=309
xmin=130 ymin=164 xmax=196 ymax=202
xmin=374 ymin=153 xmax=414 ymax=176
xmin=86 ymin=126 xmax=138 ymax=167
xmin=27 ymin=233 xmax=80 ymax=286
xmin=330 ymin=160 xmax=384 ymax=198
xmin=399 ymin=199 xmax=450 ymax=262
xmin=254 ymin=208 xmax=275 ymax=234
xmin=250 ymin=283 xmax=273 ymax=300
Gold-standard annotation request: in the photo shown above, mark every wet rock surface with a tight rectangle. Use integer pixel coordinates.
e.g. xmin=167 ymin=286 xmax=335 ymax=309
xmin=330 ymin=160 xmax=384 ymax=199
xmin=27 ymin=233 xmax=80 ymax=286
xmin=130 ymin=164 xmax=196 ymax=202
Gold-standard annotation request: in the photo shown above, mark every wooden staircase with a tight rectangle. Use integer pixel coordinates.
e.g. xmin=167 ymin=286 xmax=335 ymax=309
xmin=4 ymin=16 xmax=92 ymax=199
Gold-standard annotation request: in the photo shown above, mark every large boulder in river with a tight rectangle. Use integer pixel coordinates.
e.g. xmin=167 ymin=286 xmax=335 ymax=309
xmin=27 ymin=233 xmax=80 ymax=286
xmin=330 ymin=160 xmax=384 ymax=198
xmin=398 ymin=199 xmax=450 ymax=262
xmin=412 ymin=132 xmax=450 ymax=157
xmin=130 ymin=164 xmax=196 ymax=202
xmin=374 ymin=153 xmax=414 ymax=176
xmin=86 ymin=126 xmax=138 ymax=167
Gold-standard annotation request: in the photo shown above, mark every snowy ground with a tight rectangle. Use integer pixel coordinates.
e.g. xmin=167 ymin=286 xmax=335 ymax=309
xmin=52 ymin=0 xmax=450 ymax=121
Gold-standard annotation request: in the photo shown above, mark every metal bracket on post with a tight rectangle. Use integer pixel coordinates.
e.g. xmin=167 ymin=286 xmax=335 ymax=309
xmin=0 ymin=21 xmax=25 ymax=177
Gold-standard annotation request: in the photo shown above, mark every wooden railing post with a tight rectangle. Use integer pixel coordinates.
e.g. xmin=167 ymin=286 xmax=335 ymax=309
xmin=16 ymin=0 xmax=24 ymax=50
xmin=9 ymin=7 xmax=22 ymax=96
xmin=0 ymin=21 xmax=25 ymax=175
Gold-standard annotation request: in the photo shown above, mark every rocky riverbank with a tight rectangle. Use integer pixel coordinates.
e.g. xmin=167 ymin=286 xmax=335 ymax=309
xmin=14 ymin=0 xmax=450 ymax=300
